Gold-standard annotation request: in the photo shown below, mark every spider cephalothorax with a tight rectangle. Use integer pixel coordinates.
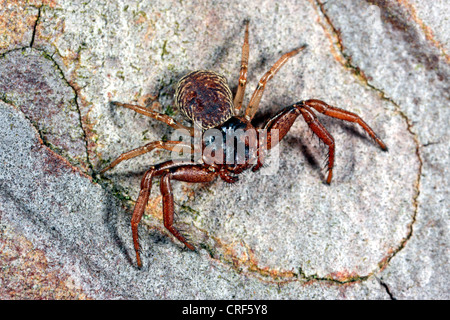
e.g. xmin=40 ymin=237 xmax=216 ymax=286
xmin=101 ymin=22 xmax=387 ymax=268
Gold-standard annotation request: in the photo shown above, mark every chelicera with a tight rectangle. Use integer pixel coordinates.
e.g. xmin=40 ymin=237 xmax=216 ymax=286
xmin=101 ymin=22 xmax=387 ymax=268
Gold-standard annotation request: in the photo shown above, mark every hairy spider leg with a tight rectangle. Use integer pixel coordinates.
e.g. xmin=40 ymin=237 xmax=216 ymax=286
xmin=131 ymin=166 xmax=155 ymax=268
xmin=233 ymin=21 xmax=250 ymax=113
xmin=244 ymin=45 xmax=307 ymax=120
xmin=302 ymin=99 xmax=388 ymax=151
xmin=253 ymin=103 xmax=335 ymax=183
xmin=297 ymin=104 xmax=335 ymax=184
xmin=100 ymin=140 xmax=192 ymax=174
xmin=160 ymin=165 xmax=217 ymax=244
xmin=132 ymin=162 xmax=218 ymax=267
xmin=110 ymin=102 xmax=194 ymax=136
xmin=254 ymin=100 xmax=387 ymax=183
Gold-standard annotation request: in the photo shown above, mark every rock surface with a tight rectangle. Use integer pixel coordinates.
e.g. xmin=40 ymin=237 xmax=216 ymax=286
xmin=0 ymin=0 xmax=448 ymax=299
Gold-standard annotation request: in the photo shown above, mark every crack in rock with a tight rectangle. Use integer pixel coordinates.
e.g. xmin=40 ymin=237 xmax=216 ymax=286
xmin=29 ymin=6 xmax=41 ymax=48
xmin=0 ymin=47 xmax=90 ymax=172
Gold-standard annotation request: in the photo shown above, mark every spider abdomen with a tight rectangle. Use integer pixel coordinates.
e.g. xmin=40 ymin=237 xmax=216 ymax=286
xmin=175 ymin=70 xmax=234 ymax=129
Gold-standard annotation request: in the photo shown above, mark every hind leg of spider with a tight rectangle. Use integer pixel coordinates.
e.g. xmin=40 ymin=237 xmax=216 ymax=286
xmin=100 ymin=140 xmax=192 ymax=174
xmin=303 ymin=99 xmax=387 ymax=151
xmin=244 ymin=45 xmax=307 ymax=120
xmin=110 ymin=101 xmax=194 ymax=135
xmin=233 ymin=20 xmax=250 ymax=114
xmin=254 ymin=103 xmax=335 ymax=183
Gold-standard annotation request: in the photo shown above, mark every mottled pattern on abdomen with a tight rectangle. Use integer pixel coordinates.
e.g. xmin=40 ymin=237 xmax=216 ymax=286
xmin=175 ymin=70 xmax=234 ymax=129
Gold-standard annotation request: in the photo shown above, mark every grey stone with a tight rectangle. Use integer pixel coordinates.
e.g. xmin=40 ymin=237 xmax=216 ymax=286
xmin=0 ymin=0 xmax=448 ymax=299
xmin=318 ymin=0 xmax=449 ymax=300
xmin=0 ymin=48 xmax=88 ymax=170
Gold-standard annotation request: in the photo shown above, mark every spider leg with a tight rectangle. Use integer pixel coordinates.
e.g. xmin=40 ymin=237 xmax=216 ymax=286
xmin=132 ymin=162 xmax=218 ymax=267
xmin=111 ymin=101 xmax=194 ymax=135
xmin=297 ymin=105 xmax=335 ymax=184
xmin=244 ymin=45 xmax=306 ymax=120
xmin=302 ymin=99 xmax=387 ymax=150
xmin=131 ymin=166 xmax=155 ymax=268
xmin=100 ymin=140 xmax=192 ymax=174
xmin=219 ymin=167 xmax=239 ymax=183
xmin=254 ymin=103 xmax=335 ymax=183
xmin=160 ymin=165 xmax=217 ymax=251
xmin=233 ymin=21 xmax=250 ymax=114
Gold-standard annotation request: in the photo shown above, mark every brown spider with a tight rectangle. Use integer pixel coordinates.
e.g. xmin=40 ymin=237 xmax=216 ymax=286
xmin=101 ymin=22 xmax=387 ymax=268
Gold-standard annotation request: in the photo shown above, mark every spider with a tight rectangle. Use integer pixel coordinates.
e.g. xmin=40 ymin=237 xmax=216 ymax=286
xmin=101 ymin=22 xmax=387 ymax=268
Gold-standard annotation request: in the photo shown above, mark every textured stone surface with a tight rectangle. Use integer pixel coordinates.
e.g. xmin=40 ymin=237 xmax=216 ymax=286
xmin=0 ymin=49 xmax=88 ymax=170
xmin=0 ymin=0 xmax=448 ymax=299
xmin=317 ymin=0 xmax=449 ymax=300
xmin=0 ymin=0 xmax=39 ymax=52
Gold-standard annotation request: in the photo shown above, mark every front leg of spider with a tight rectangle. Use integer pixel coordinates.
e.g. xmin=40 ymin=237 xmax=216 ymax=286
xmin=302 ymin=99 xmax=388 ymax=151
xmin=253 ymin=100 xmax=387 ymax=184
xmin=132 ymin=162 xmax=217 ymax=268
